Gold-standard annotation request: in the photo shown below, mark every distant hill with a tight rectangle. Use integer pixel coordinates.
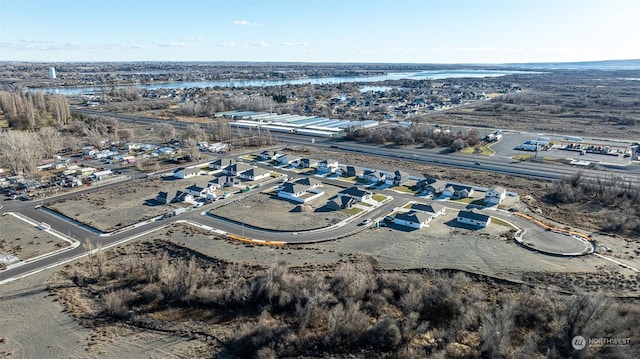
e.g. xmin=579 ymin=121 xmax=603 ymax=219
xmin=498 ymin=59 xmax=640 ymax=70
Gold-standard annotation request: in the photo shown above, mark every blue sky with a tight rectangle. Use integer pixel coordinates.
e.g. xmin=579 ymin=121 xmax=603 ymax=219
xmin=1 ymin=0 xmax=639 ymax=63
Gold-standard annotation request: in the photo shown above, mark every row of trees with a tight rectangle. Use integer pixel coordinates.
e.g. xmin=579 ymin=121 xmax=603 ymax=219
xmin=176 ymin=94 xmax=274 ymax=117
xmin=347 ymin=125 xmax=481 ymax=151
xmin=0 ymin=128 xmax=65 ymax=176
xmin=0 ymin=90 xmax=72 ymax=130
xmin=67 ymin=246 xmax=638 ymax=359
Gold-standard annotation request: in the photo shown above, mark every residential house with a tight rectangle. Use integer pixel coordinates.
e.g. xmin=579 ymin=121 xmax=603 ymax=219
xmin=90 ymin=169 xmax=113 ymax=181
xmin=317 ymin=159 xmax=339 ymax=174
xmin=409 ymin=203 xmax=446 ymax=217
xmin=337 ymin=186 xmax=372 ymax=202
xmin=155 ymin=147 xmax=175 ymax=156
xmin=209 ymin=158 xmax=235 ymax=171
xmin=173 ymin=167 xmax=201 ymax=179
xmin=327 ymin=195 xmax=357 ymax=210
xmin=393 ymin=170 xmax=410 ymax=186
xmin=299 ymin=158 xmax=318 ymax=168
xmin=457 ymin=209 xmax=491 ymax=228
xmin=259 ymin=150 xmax=275 ymax=161
xmin=485 ymin=186 xmax=507 ymax=205
xmin=277 ymin=178 xmax=325 ymax=203
xmin=239 ymin=167 xmax=271 ymax=181
xmin=155 ymin=190 xmax=178 ymax=205
xmin=361 ymin=169 xmax=379 ymax=183
xmin=394 ymin=211 xmax=432 ymax=229
xmin=224 ymin=162 xmax=253 ymax=176
xmin=174 ymin=190 xmax=194 ymax=203
xmin=184 ymin=183 xmax=211 ymax=198
xmin=294 ymin=177 xmax=322 ymax=189
xmin=346 ymin=166 xmax=363 ymax=177
xmin=276 ymin=154 xmax=293 ymax=165
xmin=417 ymin=178 xmax=447 ymax=194
xmin=379 ymin=171 xmax=395 ymax=186
xmin=442 ymin=184 xmax=475 ymax=198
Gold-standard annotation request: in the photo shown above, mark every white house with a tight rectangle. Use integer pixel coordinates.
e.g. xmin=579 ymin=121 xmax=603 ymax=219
xmin=224 ymin=162 xmax=253 ymax=176
xmin=485 ymin=186 xmax=507 ymax=205
xmin=378 ymin=171 xmax=395 ymax=186
xmin=337 ymin=186 xmax=372 ymax=202
xmin=90 ymin=169 xmax=113 ymax=181
xmin=317 ymin=159 xmax=339 ymax=174
xmin=409 ymin=203 xmax=446 ymax=217
xmin=443 ymin=184 xmax=475 ymax=198
xmin=299 ymin=158 xmax=318 ymax=168
xmin=277 ymin=178 xmax=325 ymax=203
xmin=394 ymin=211 xmax=432 ymax=229
xmin=184 ymin=183 xmax=211 ymax=198
xmin=361 ymin=169 xmax=379 ymax=183
xmin=173 ymin=167 xmax=201 ymax=179
xmin=239 ymin=168 xmax=271 ymax=181
xmin=457 ymin=209 xmax=491 ymax=228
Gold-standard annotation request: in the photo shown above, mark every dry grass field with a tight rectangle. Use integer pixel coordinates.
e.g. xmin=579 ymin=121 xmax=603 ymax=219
xmin=0 ymin=214 xmax=70 ymax=263
xmin=209 ymin=185 xmax=349 ymax=231
xmin=45 ymin=177 xmax=205 ymax=232
xmin=36 ymin=225 xmax=639 ymax=358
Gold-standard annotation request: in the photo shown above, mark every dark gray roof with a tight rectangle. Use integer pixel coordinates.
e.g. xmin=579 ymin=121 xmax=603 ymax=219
xmin=395 ymin=211 xmax=431 ymax=224
xmin=410 ymin=203 xmax=445 ymax=214
xmin=280 ymin=182 xmax=308 ymax=194
xmin=295 ymin=177 xmax=321 ymax=187
xmin=457 ymin=209 xmax=490 ymax=222
xmin=339 ymin=186 xmax=371 ymax=198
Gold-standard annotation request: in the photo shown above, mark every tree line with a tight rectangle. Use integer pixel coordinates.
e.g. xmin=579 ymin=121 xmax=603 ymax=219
xmin=0 ymin=90 xmax=72 ymax=130
xmin=347 ymin=125 xmax=481 ymax=151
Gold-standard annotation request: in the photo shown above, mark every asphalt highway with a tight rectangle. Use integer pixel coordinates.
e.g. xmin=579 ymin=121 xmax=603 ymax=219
xmin=71 ymin=108 xmax=640 ymax=184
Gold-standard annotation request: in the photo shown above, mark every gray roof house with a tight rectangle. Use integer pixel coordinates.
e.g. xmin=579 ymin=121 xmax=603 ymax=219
xmin=393 ymin=170 xmax=410 ymax=186
xmin=394 ymin=211 xmax=432 ymax=229
xmin=457 ymin=209 xmax=491 ymax=228
xmin=337 ymin=186 xmax=372 ymax=202
xmin=155 ymin=189 xmax=178 ymax=205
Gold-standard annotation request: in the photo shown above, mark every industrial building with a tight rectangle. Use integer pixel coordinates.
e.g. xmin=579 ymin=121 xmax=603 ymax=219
xmin=219 ymin=110 xmax=379 ymax=138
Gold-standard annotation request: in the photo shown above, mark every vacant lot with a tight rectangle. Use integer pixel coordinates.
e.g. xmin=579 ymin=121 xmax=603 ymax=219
xmin=45 ymin=177 xmax=206 ymax=232
xmin=210 ymin=184 xmax=349 ymax=231
xmin=0 ymin=214 xmax=70 ymax=263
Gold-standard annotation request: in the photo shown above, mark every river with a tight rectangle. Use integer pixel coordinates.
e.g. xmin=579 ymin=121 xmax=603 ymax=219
xmin=34 ymin=69 xmax=535 ymax=96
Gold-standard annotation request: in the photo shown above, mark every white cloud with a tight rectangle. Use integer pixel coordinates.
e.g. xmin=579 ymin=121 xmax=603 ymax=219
xmin=280 ymin=42 xmax=308 ymax=47
xmin=234 ymin=20 xmax=257 ymax=26
xmin=158 ymin=42 xmax=186 ymax=48
xmin=0 ymin=40 xmax=81 ymax=51
xmin=247 ymin=41 xmax=269 ymax=47
xmin=216 ymin=41 xmax=268 ymax=48
xmin=189 ymin=36 xmax=203 ymax=41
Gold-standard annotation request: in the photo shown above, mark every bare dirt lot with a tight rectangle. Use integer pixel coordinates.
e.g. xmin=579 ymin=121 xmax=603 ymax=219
xmin=45 ymin=177 xmax=209 ymax=232
xmin=210 ymin=185 xmax=349 ymax=231
xmin=0 ymin=214 xmax=70 ymax=264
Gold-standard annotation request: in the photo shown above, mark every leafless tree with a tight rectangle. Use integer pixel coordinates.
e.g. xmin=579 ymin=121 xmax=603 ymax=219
xmin=154 ymin=122 xmax=176 ymax=142
xmin=38 ymin=127 xmax=63 ymax=158
xmin=117 ymin=128 xmax=134 ymax=143
xmin=0 ymin=130 xmax=42 ymax=176
xmin=183 ymin=123 xmax=206 ymax=142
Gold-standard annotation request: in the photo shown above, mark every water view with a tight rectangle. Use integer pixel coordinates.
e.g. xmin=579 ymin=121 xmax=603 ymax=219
xmin=34 ymin=69 xmax=535 ymax=96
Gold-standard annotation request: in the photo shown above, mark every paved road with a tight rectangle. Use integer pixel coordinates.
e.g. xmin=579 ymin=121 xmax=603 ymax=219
xmin=3 ymin=108 xmax=635 ymax=283
xmin=71 ymin=108 xmax=640 ymax=184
